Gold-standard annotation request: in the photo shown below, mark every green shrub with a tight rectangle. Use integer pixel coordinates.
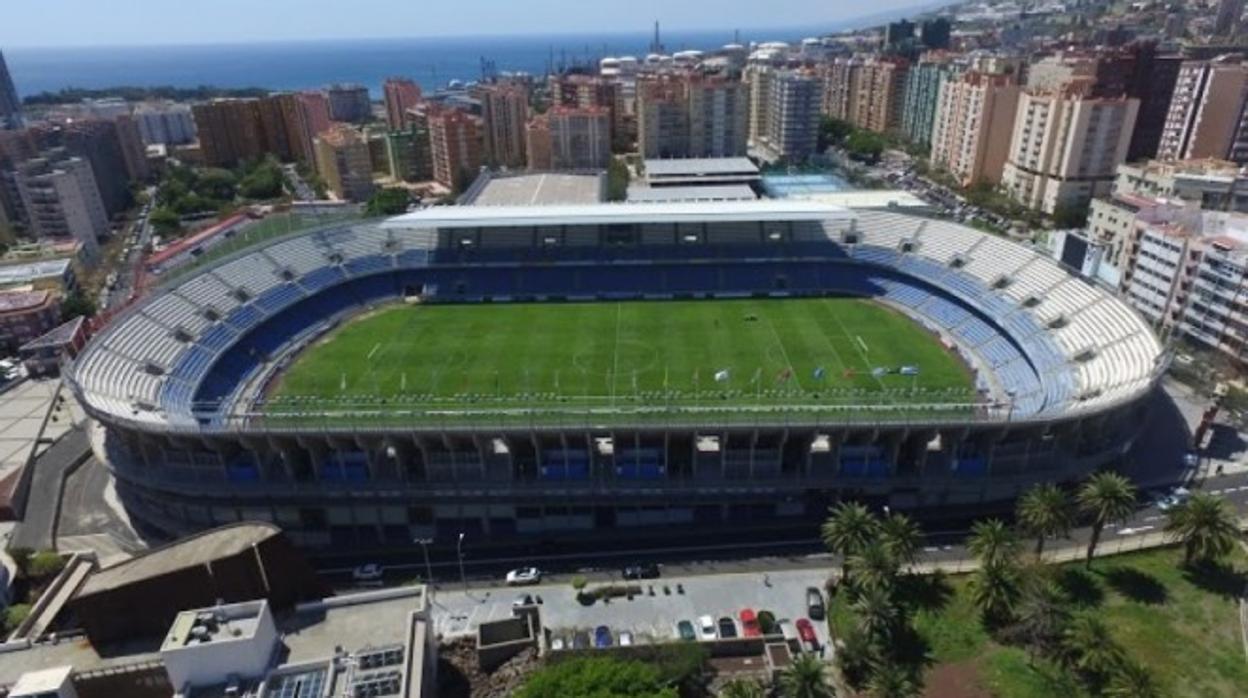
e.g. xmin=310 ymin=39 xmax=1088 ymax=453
xmin=571 ymin=575 xmax=588 ymax=591
xmin=26 ymin=551 xmax=65 ymax=580
xmin=2 ymin=604 xmax=30 ymax=633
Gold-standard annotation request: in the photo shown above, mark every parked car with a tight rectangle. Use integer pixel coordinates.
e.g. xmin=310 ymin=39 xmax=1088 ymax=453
xmin=505 ymin=567 xmax=542 ymax=586
xmin=777 ymin=618 xmax=798 ymax=643
xmin=512 ymin=594 xmax=535 ymax=607
xmin=698 ymin=615 xmax=718 ymax=640
xmin=572 ymin=631 xmax=590 ymax=649
xmin=739 ymin=609 xmax=761 ymax=637
xmin=795 ymin=618 xmax=818 ymax=651
xmin=594 ymin=625 xmax=613 ymax=648
xmin=805 ymin=587 xmax=826 ymax=620
xmin=676 ymin=620 xmax=697 ymax=641
xmin=619 ymin=631 xmax=634 ymax=646
xmin=352 ymin=563 xmax=384 ymax=582
xmin=1155 ymin=486 xmax=1192 ymax=511
xmin=622 ymin=563 xmax=660 ymax=580
xmin=550 ymin=637 xmax=565 ymax=651
xmin=717 ymin=617 xmax=738 ymax=639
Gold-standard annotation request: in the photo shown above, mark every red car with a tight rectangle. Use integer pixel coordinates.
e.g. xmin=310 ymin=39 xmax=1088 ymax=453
xmin=739 ymin=609 xmax=761 ymax=637
xmin=795 ymin=618 xmax=818 ymax=649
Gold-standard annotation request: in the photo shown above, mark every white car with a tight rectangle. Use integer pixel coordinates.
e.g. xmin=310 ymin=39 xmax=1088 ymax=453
xmin=352 ymin=563 xmax=384 ymax=582
xmin=619 ymin=631 xmax=634 ymax=646
xmin=697 ymin=615 xmax=718 ymax=641
xmin=505 ymin=567 xmax=542 ymax=586
xmin=1155 ymin=487 xmax=1191 ymax=511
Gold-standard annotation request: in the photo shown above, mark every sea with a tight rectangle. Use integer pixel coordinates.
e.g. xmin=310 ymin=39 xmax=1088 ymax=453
xmin=4 ymin=30 xmax=825 ymax=99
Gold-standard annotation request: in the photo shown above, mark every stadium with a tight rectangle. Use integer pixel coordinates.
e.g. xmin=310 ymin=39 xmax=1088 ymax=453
xmin=68 ymin=199 xmax=1166 ymax=547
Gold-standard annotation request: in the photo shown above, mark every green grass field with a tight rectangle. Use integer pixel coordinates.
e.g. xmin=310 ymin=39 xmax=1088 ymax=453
xmin=264 ymin=297 xmax=976 ymax=423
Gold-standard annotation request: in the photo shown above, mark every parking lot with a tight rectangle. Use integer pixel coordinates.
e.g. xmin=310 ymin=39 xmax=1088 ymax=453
xmin=432 ymin=566 xmax=835 ymax=652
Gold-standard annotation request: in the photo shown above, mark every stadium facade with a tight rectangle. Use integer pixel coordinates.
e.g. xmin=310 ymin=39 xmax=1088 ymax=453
xmin=68 ymin=201 xmax=1166 ymax=547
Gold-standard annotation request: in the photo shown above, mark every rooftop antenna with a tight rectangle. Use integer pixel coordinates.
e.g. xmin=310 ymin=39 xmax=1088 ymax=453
xmin=651 ymin=20 xmax=664 ymax=55
xmin=735 ymin=28 xmax=741 ymax=44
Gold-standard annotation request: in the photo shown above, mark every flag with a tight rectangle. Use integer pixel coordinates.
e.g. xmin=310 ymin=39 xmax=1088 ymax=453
xmin=813 ymin=366 xmax=826 ymax=380
xmin=714 ymin=369 xmax=730 ymax=382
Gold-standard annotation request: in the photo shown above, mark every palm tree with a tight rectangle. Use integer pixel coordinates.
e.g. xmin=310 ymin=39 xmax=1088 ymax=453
xmin=967 ymin=518 xmax=1020 ymax=568
xmin=1077 ymin=472 xmax=1137 ymax=569
xmin=848 ymin=545 xmax=900 ymax=596
xmin=720 ymin=678 xmax=767 ymax=698
xmin=879 ymin=512 xmax=923 ymax=568
xmin=1105 ymin=659 xmax=1161 ymax=698
xmin=778 ymin=652 xmax=836 ymax=698
xmin=1164 ymin=492 xmax=1241 ymax=566
xmin=1016 ymin=483 xmax=1073 ymax=560
xmin=1012 ymin=578 xmax=1070 ymax=660
xmin=1061 ymin=615 xmax=1123 ymax=683
xmin=865 ymin=660 xmax=920 ymax=698
xmin=853 ymin=583 xmax=900 ymax=647
xmin=969 ymin=559 xmax=1022 ymax=625
xmin=821 ymin=502 xmax=880 ymax=583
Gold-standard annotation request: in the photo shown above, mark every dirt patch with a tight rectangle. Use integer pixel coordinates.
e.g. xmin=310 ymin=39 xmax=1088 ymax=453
xmin=437 ymin=637 xmax=540 ymax=698
xmin=923 ymin=660 xmax=991 ymax=698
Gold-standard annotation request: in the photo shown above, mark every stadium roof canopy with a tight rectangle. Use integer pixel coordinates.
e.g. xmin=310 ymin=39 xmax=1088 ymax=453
xmin=76 ymin=522 xmax=281 ymax=596
xmin=383 ymin=200 xmax=851 ymax=230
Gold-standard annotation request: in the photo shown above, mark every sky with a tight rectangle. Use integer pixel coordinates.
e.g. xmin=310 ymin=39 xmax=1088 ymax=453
xmin=0 ymin=0 xmax=928 ymax=48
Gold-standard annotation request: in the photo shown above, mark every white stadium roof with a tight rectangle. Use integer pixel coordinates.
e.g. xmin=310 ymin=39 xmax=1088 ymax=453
xmin=644 ymin=157 xmax=760 ymax=177
xmin=382 ymin=200 xmax=851 ymax=229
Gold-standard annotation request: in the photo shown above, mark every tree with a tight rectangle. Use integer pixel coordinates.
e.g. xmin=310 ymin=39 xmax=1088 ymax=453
xmin=821 ymin=502 xmax=880 ymax=584
xmin=1077 ymin=472 xmax=1137 ymax=568
xmin=777 ymin=653 xmax=835 ymax=698
xmin=967 ymin=519 xmax=1020 ymax=569
xmin=238 ymin=160 xmax=287 ymax=200
xmin=2 ymin=604 xmax=30 ymax=633
xmin=818 ymin=117 xmax=854 ymax=150
xmin=60 ymin=290 xmax=97 ymax=322
xmin=1052 ymin=203 xmax=1090 ymax=229
xmin=865 ymin=661 xmax=920 ymax=698
xmin=149 ymin=206 xmax=183 ymax=236
xmin=365 ymin=187 xmax=412 ymax=217
xmin=515 ymin=656 xmax=677 ymax=698
xmin=845 ymin=131 xmax=886 ymax=163
xmin=849 ymin=545 xmax=900 ymax=597
xmin=1061 ymin=615 xmax=1123 ymax=687
xmin=879 ymin=512 xmax=923 ymax=568
xmin=607 ymin=158 xmax=630 ymax=201
xmin=1164 ymin=492 xmax=1240 ymax=566
xmin=1017 ymin=483 xmax=1073 ymax=560
xmin=719 ymin=678 xmax=767 ymax=698
xmin=1009 ymin=577 xmax=1070 ymax=660
xmin=853 ymin=582 xmax=900 ymax=647
xmin=1105 ymin=659 xmax=1161 ymax=698
xmin=969 ymin=559 xmax=1022 ymax=626
xmin=26 ymin=551 xmax=65 ymax=579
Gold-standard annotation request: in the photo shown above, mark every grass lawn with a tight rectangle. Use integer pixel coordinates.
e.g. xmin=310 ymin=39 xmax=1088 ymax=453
xmin=266 ymin=297 xmax=976 ymax=420
xmin=828 ymin=546 xmax=1248 ymax=697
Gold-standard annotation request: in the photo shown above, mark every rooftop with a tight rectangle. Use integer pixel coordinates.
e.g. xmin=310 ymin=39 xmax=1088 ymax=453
xmin=76 ymin=523 xmax=281 ymax=598
xmin=278 ymin=588 xmax=427 ymax=665
xmin=0 ymin=290 xmax=51 ymax=314
xmin=0 ymin=259 xmax=71 ymax=287
xmin=644 ymin=157 xmax=760 ymax=178
xmin=469 ymin=173 xmax=603 ymax=207
xmin=626 ymin=184 xmax=757 ymax=203
xmin=20 ymin=316 xmax=85 ymax=352
xmin=384 ymin=200 xmax=850 ymax=230
xmin=162 ymin=601 xmax=267 ymax=651
xmin=9 ymin=666 xmax=72 ymax=696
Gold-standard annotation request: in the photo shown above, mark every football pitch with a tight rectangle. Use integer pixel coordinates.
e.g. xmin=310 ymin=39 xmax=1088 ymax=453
xmin=263 ymin=298 xmax=978 ymax=420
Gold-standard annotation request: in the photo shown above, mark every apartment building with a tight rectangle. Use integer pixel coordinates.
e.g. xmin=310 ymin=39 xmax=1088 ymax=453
xmin=480 ymin=83 xmax=529 ymax=168
xmin=755 ymin=71 xmax=820 ymax=163
xmin=526 ymin=106 xmax=611 ymax=170
xmin=1158 ymin=56 xmax=1248 ymax=163
xmin=14 ymin=150 xmax=107 ymax=258
xmin=550 ymin=75 xmax=625 ymax=150
xmin=313 ymin=125 xmax=375 ymax=203
xmin=326 ymin=84 xmax=372 ymax=123
xmin=929 ymin=69 xmax=1020 ymax=187
xmin=901 ymin=52 xmax=958 ymax=148
xmin=1002 ymin=79 xmax=1139 ymax=214
xmin=849 ymin=56 xmax=909 ymax=133
xmin=134 ymin=103 xmax=196 ymax=145
xmin=428 ymin=108 xmax=482 ymax=190
xmin=1113 ymin=159 xmax=1248 ymax=212
xmin=383 ymin=78 xmax=422 ymax=130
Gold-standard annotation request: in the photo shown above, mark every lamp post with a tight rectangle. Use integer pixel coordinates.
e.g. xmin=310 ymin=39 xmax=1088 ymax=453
xmin=413 ymin=537 xmax=434 ymax=588
xmin=457 ymin=532 xmax=468 ymax=591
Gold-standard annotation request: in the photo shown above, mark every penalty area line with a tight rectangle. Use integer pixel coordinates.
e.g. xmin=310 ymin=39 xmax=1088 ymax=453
xmin=366 ymin=342 xmax=382 ymax=360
